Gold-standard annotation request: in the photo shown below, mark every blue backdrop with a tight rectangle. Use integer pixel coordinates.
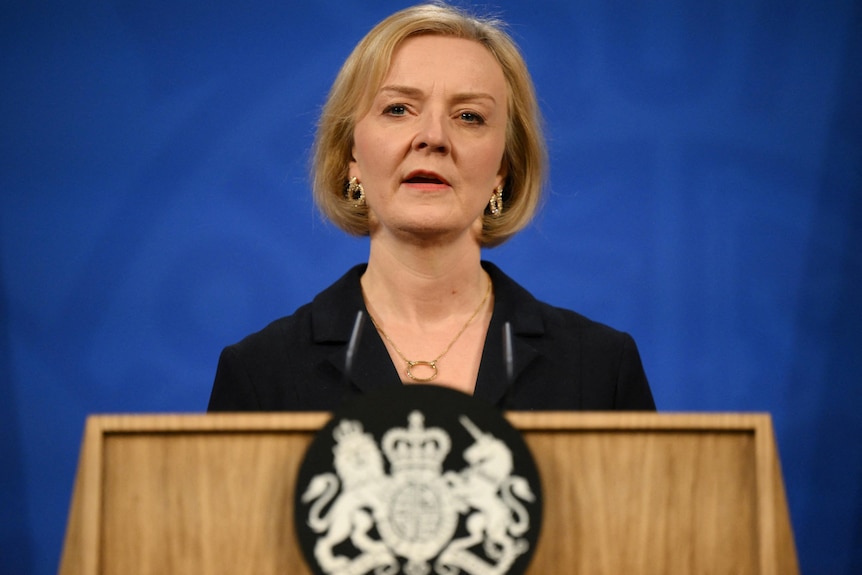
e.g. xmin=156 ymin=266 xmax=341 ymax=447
xmin=2 ymin=1 xmax=860 ymax=573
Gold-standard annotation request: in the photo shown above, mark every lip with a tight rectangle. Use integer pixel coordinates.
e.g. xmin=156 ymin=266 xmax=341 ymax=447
xmin=402 ymin=170 xmax=451 ymax=188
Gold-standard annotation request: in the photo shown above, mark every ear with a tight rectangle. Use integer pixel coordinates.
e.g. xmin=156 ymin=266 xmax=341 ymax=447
xmin=348 ymin=146 xmax=361 ymax=181
xmin=494 ymin=170 xmax=508 ymax=192
xmin=495 ymin=154 xmax=509 ymax=189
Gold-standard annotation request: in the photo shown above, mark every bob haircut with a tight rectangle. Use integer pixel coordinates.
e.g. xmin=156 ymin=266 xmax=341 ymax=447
xmin=312 ymin=2 xmax=546 ymax=247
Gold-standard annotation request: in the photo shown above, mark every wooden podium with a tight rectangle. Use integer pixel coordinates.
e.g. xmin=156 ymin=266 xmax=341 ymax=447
xmin=59 ymin=412 xmax=798 ymax=575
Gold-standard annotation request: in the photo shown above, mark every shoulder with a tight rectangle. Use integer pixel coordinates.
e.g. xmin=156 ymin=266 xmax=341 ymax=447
xmin=485 ymin=260 xmax=629 ymax=341
xmin=209 ymin=307 xmax=312 ymax=411
xmin=226 ymin=263 xmax=367 ymax=355
xmin=224 ymin=308 xmax=310 ymax=362
xmin=483 ymin=261 xmax=654 ymax=410
xmin=208 ymin=265 xmax=367 ymax=411
xmin=542 ymin=301 xmax=635 ymax=348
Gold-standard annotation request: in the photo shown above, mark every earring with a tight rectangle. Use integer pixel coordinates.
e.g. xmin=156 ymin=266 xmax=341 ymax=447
xmin=489 ymin=185 xmax=504 ymax=216
xmin=346 ymin=177 xmax=365 ymax=207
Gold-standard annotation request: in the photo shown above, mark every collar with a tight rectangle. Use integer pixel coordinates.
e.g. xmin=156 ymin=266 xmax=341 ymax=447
xmin=310 ymin=262 xmax=544 ymax=406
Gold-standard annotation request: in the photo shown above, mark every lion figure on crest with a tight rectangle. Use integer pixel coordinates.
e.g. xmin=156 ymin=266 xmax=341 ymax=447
xmin=301 ymin=420 xmax=395 ymax=573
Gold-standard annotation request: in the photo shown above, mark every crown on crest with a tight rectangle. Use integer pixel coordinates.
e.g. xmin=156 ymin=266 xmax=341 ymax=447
xmin=331 ymin=419 xmax=379 ymax=459
xmin=382 ymin=411 xmax=451 ymax=474
xmin=332 ymin=419 xmax=366 ymax=443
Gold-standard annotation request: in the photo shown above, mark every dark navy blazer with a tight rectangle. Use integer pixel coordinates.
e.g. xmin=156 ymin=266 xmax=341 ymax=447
xmin=208 ymin=262 xmax=656 ymax=412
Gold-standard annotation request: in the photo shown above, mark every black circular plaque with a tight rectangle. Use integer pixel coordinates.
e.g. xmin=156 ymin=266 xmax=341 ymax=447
xmin=294 ymin=385 xmax=543 ymax=575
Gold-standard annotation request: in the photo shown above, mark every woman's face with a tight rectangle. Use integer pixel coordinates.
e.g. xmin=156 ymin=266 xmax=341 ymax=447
xmin=349 ymin=35 xmax=508 ymax=244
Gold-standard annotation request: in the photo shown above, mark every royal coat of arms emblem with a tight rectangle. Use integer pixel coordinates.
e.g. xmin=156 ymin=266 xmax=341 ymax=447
xmin=295 ymin=387 xmax=541 ymax=575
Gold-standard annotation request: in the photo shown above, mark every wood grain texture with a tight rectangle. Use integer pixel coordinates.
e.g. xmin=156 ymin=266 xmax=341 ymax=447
xmin=523 ymin=429 xmax=758 ymax=573
xmin=59 ymin=412 xmax=798 ymax=575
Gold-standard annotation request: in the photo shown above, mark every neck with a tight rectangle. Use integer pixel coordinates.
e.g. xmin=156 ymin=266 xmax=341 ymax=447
xmin=361 ymin=236 xmax=487 ymax=325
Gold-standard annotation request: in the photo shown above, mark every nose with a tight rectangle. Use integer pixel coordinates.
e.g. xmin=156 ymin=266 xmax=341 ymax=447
xmin=412 ymin=110 xmax=450 ymax=154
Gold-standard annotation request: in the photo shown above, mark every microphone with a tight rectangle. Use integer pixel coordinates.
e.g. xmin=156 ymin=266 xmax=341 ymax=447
xmin=504 ymin=321 xmax=514 ymax=387
xmin=343 ymin=311 xmax=366 ymax=386
xmin=501 ymin=321 xmax=516 ymax=409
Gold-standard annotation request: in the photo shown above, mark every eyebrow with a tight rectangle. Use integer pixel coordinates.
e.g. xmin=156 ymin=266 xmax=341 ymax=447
xmin=378 ymin=84 xmax=498 ymax=105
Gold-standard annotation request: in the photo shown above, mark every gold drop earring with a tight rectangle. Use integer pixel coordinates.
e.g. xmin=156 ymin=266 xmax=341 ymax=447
xmin=489 ymin=185 xmax=503 ymax=216
xmin=346 ymin=177 xmax=365 ymax=207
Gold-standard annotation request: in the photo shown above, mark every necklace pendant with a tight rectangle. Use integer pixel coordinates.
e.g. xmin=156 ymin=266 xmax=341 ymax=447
xmin=406 ymin=360 xmax=438 ymax=383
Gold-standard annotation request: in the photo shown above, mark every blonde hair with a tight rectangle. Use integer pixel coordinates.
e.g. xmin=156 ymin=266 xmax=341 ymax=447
xmin=312 ymin=3 xmax=546 ymax=247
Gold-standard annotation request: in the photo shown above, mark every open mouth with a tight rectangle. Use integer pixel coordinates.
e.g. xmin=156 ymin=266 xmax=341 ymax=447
xmin=404 ymin=171 xmax=449 ymax=186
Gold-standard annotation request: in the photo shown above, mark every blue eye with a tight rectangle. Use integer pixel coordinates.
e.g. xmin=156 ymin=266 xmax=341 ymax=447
xmin=460 ymin=111 xmax=485 ymax=124
xmin=384 ymin=104 xmax=407 ymax=116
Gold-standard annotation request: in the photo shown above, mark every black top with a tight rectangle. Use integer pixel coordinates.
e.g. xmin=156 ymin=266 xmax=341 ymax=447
xmin=208 ymin=262 xmax=656 ymax=412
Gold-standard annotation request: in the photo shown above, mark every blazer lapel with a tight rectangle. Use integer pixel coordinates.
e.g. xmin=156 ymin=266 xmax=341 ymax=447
xmin=312 ymin=265 xmax=401 ymax=395
xmin=474 ymin=262 xmax=544 ymax=407
xmin=325 ymin=317 xmax=402 ymax=394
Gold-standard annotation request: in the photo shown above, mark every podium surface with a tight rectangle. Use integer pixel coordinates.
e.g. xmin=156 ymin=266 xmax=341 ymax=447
xmin=60 ymin=412 xmax=798 ymax=575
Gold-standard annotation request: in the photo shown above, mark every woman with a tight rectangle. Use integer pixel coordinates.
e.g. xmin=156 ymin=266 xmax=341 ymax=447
xmin=208 ymin=3 xmax=655 ymax=411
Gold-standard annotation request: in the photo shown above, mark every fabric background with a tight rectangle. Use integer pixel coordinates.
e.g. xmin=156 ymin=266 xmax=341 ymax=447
xmin=1 ymin=1 xmax=859 ymax=573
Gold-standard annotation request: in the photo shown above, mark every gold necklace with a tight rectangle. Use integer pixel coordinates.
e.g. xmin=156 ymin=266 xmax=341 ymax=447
xmin=365 ymin=278 xmax=492 ymax=383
